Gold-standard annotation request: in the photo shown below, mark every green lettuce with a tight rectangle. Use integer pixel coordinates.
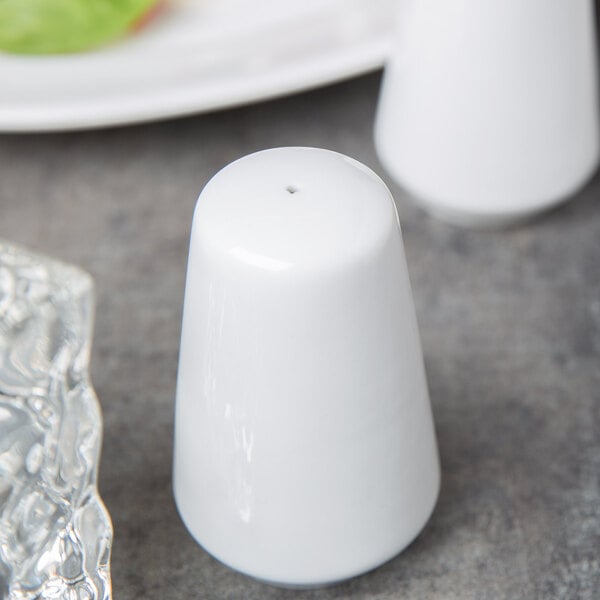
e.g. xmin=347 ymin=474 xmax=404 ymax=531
xmin=0 ymin=0 xmax=158 ymax=54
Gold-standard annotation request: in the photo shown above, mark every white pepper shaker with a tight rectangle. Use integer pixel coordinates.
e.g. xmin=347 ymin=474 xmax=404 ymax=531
xmin=173 ymin=147 xmax=440 ymax=587
xmin=375 ymin=0 xmax=600 ymax=227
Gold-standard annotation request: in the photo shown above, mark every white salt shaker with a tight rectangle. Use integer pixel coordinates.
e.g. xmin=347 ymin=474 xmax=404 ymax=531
xmin=375 ymin=0 xmax=600 ymax=227
xmin=173 ymin=148 xmax=440 ymax=587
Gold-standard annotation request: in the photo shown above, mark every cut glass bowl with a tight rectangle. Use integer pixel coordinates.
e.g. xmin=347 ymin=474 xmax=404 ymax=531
xmin=0 ymin=241 xmax=112 ymax=600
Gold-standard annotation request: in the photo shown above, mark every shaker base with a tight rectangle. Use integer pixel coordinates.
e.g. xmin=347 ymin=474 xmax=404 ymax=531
xmin=174 ymin=471 xmax=440 ymax=590
xmin=378 ymin=160 xmax=599 ymax=230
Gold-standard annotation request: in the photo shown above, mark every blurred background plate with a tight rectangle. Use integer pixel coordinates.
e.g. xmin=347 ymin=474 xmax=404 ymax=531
xmin=0 ymin=0 xmax=396 ymax=132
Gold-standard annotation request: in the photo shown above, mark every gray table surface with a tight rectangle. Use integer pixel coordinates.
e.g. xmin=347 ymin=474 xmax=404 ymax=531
xmin=1 ymin=72 xmax=599 ymax=600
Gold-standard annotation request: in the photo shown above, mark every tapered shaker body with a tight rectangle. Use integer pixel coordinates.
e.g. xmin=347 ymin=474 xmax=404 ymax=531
xmin=376 ymin=0 xmax=599 ymax=226
xmin=173 ymin=148 xmax=440 ymax=587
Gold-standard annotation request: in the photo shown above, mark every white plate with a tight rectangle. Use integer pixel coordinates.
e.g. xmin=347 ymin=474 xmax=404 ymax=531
xmin=0 ymin=0 xmax=396 ymax=132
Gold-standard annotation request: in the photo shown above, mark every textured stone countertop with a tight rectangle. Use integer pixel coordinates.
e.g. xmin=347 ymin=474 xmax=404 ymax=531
xmin=1 ymin=72 xmax=599 ymax=599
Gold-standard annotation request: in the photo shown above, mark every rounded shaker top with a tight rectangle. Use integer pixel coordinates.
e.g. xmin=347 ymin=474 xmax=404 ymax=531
xmin=193 ymin=147 xmax=399 ymax=274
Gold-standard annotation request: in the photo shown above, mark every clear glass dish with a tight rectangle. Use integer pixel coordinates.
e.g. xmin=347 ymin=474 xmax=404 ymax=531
xmin=0 ymin=241 xmax=112 ymax=600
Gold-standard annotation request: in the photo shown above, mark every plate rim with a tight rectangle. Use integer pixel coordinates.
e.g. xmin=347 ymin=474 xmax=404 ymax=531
xmin=0 ymin=2 xmax=393 ymax=132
